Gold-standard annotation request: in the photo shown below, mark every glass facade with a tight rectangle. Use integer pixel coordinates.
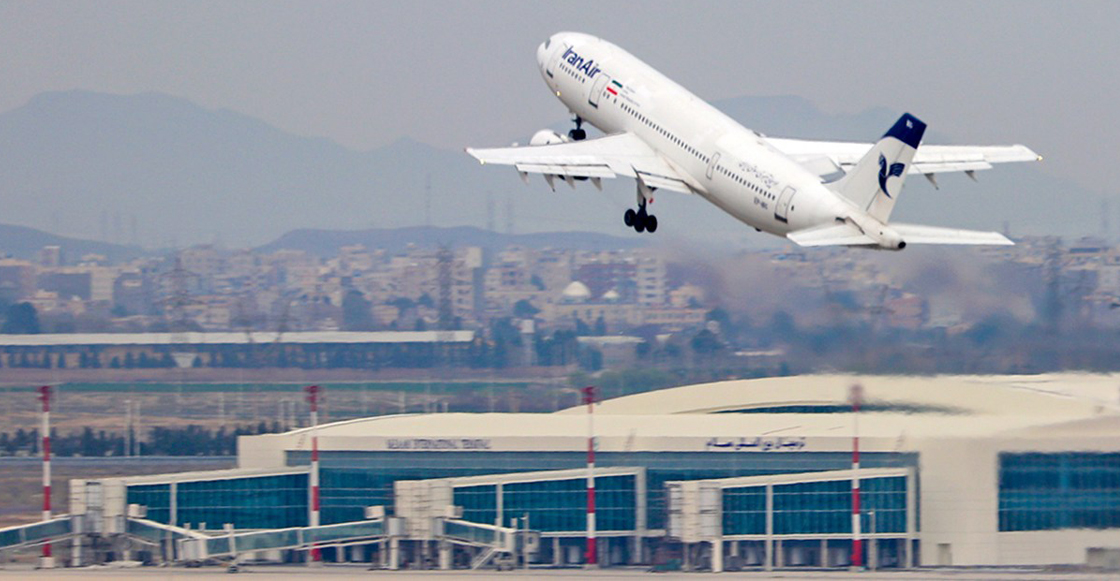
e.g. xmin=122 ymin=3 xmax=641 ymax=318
xmin=501 ymin=475 xmax=636 ymax=532
xmin=721 ymin=476 xmax=907 ymax=536
xmin=127 ymin=473 xmax=307 ymax=530
xmin=290 ymin=450 xmax=916 ymax=529
xmin=772 ymin=476 xmax=906 ymax=535
xmin=722 ymin=485 xmax=766 ymax=535
xmin=454 ymin=484 xmax=497 ymax=526
xmin=999 ymin=452 xmax=1120 ymax=531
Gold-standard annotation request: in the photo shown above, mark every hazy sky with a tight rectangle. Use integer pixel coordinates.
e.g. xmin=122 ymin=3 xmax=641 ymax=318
xmin=1 ymin=1 xmax=1117 ymax=198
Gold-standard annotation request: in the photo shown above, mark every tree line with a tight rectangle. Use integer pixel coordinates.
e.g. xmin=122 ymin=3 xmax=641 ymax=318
xmin=0 ymin=421 xmax=285 ymax=457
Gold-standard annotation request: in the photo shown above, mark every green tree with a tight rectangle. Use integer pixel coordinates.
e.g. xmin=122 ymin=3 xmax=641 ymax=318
xmin=691 ymin=329 xmax=723 ymax=359
xmin=341 ymin=290 xmax=375 ymax=331
xmin=513 ymin=299 xmax=539 ymax=318
xmin=1 ymin=303 xmax=40 ymax=334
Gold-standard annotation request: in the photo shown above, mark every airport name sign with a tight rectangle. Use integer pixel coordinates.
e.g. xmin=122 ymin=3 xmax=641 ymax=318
xmin=386 ymin=438 xmax=492 ymax=450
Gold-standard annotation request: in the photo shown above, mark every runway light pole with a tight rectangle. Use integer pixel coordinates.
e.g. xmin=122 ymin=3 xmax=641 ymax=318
xmin=849 ymin=383 xmax=864 ymax=570
xmin=582 ymin=385 xmax=597 ymax=568
xmin=305 ymin=385 xmax=322 ymax=565
xmin=38 ymin=385 xmax=54 ymax=569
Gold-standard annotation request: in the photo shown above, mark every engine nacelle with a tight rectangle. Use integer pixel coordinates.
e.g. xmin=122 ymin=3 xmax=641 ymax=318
xmin=529 ymin=129 xmax=570 ymax=146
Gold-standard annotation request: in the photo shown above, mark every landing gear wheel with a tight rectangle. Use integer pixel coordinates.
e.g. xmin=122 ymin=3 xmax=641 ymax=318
xmin=624 ymin=209 xmax=636 ymax=227
xmin=569 ymin=116 xmax=586 ymax=141
xmin=634 ymin=215 xmax=646 ymax=233
xmin=645 ymin=214 xmax=658 ymax=233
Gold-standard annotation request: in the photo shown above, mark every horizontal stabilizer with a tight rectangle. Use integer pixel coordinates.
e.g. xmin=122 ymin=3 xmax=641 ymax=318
xmin=787 ymin=223 xmax=875 ymax=247
xmin=889 ymin=223 xmax=1013 ymax=246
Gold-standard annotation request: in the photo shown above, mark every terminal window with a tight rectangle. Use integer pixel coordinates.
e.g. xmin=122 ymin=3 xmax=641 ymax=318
xmin=999 ymin=452 xmax=1120 ymax=531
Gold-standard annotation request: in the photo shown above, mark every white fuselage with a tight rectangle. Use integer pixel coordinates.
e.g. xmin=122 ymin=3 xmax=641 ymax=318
xmin=536 ymin=32 xmax=854 ymax=236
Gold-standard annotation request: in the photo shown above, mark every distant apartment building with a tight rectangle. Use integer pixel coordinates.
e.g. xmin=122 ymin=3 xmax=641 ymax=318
xmin=0 ymin=259 xmax=37 ymax=301
xmin=38 ymin=270 xmax=91 ymax=301
xmin=635 ymin=254 xmax=667 ymax=306
xmin=37 ymin=245 xmax=63 ymax=267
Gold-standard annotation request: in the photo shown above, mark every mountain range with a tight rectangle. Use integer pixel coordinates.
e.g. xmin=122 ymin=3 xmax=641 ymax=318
xmin=0 ymin=90 xmax=1096 ymax=248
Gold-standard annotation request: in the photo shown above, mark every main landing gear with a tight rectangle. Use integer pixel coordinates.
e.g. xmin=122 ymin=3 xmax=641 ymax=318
xmin=568 ymin=116 xmax=586 ymax=141
xmin=624 ymin=200 xmax=658 ymax=233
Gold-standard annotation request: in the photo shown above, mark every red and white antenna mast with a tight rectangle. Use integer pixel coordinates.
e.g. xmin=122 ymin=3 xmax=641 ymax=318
xmin=581 ymin=385 xmax=597 ymax=568
xmin=38 ymin=385 xmax=55 ymax=568
xmin=305 ymin=385 xmax=322 ymax=565
xmin=849 ymin=383 xmax=864 ymax=570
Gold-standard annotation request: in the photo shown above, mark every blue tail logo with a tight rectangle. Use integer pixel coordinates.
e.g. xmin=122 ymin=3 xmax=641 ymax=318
xmin=878 ymin=154 xmax=905 ymax=198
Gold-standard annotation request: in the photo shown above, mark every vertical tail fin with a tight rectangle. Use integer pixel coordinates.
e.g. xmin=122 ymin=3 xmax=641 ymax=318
xmin=830 ymin=113 xmax=926 ymax=222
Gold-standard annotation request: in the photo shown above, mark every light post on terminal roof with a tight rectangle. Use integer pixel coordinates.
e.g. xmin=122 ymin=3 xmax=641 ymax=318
xmin=849 ymin=383 xmax=864 ymax=570
xmin=581 ymin=385 xmax=598 ymax=568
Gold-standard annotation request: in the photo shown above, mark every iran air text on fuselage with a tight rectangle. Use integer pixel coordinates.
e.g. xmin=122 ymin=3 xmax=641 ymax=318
xmin=562 ymin=47 xmax=601 ymax=79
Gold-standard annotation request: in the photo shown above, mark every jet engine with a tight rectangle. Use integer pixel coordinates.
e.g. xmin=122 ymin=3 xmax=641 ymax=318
xmin=529 ymin=129 xmax=570 ymax=146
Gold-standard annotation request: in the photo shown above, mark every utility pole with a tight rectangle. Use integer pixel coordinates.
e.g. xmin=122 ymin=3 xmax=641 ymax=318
xmin=582 ymin=386 xmax=598 ymax=568
xmin=305 ymin=385 xmax=322 ymax=565
xmin=38 ymin=385 xmax=55 ymax=568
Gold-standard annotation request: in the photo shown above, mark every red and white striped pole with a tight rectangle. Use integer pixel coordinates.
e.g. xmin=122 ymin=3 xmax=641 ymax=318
xmin=582 ymin=386 xmax=597 ymax=568
xmin=849 ymin=384 xmax=863 ymax=569
xmin=305 ymin=385 xmax=322 ymax=565
xmin=38 ymin=385 xmax=54 ymax=568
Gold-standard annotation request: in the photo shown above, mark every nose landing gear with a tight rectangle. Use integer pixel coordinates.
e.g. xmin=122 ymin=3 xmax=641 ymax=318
xmin=624 ymin=201 xmax=658 ymax=233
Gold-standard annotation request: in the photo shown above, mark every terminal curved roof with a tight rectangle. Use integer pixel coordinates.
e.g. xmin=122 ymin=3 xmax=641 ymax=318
xmin=555 ymin=373 xmax=1120 ymax=418
xmin=270 ymin=374 xmax=1120 ymax=447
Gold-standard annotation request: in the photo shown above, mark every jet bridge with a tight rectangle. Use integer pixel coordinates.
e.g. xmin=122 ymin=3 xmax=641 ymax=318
xmin=178 ymin=517 xmax=395 ymax=564
xmin=0 ymin=516 xmax=75 ymax=557
xmin=175 ymin=516 xmax=522 ymax=570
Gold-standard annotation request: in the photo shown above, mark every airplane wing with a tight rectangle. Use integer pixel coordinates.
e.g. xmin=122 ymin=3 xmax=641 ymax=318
xmin=766 ymin=137 xmax=1041 ymax=181
xmin=466 ymin=132 xmax=698 ymax=194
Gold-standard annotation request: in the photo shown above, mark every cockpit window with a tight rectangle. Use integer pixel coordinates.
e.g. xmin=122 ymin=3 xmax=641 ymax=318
xmin=544 ymin=38 xmax=551 ymax=49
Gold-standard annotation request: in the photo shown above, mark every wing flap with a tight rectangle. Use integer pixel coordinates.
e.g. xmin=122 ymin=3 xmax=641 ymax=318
xmin=911 ymin=161 xmax=992 ymax=174
xmin=889 ymin=223 xmax=1013 ymax=246
xmin=514 ymin=162 xmax=615 ymax=178
xmin=787 ymin=223 xmax=875 ymax=247
xmin=637 ymin=170 xmax=692 ymax=193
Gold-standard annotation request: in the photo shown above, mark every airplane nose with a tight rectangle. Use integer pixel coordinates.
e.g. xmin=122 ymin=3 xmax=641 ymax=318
xmin=536 ymin=40 xmax=548 ymax=69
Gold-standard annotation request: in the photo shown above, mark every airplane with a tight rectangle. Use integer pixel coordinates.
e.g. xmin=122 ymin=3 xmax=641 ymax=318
xmin=466 ymin=32 xmax=1042 ymax=250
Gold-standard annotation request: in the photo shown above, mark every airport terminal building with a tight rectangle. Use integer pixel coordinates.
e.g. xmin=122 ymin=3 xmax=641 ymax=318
xmin=67 ymin=374 xmax=1120 ymax=569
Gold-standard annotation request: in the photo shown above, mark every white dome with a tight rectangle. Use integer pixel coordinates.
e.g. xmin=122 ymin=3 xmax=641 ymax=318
xmin=602 ymin=289 xmax=621 ymax=302
xmin=561 ymin=281 xmax=592 ymax=301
